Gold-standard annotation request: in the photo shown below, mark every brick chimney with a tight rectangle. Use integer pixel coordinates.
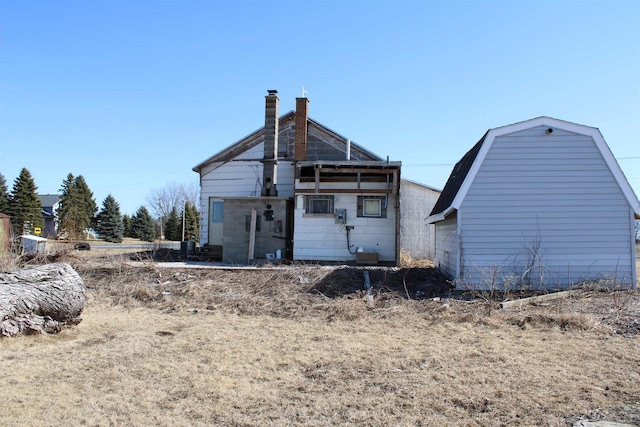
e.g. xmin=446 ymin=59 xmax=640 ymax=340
xmin=261 ymin=90 xmax=279 ymax=197
xmin=294 ymin=97 xmax=309 ymax=161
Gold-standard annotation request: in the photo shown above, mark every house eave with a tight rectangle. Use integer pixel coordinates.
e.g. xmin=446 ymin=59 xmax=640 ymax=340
xmin=426 ymin=207 xmax=456 ymax=224
xmin=193 ymin=112 xmax=386 ymax=174
xmin=193 ymin=111 xmax=297 ymax=173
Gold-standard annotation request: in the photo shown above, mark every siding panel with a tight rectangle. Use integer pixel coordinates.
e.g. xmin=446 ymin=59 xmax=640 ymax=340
xmin=434 ymin=217 xmax=458 ymax=277
xmin=293 ymin=194 xmax=397 ymax=262
xmin=459 ymin=126 xmax=634 ymax=288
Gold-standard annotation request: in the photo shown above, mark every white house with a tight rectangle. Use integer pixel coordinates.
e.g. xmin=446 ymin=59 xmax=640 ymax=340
xmin=193 ymin=91 xmax=439 ymax=265
xmin=427 ymin=117 xmax=640 ymax=290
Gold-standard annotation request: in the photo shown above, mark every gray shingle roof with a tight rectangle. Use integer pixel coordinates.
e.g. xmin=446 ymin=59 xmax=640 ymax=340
xmin=428 ymin=132 xmax=487 ymax=217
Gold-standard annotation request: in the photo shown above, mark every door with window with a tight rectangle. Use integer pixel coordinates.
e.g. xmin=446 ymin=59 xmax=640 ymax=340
xmin=208 ymin=199 xmax=224 ymax=246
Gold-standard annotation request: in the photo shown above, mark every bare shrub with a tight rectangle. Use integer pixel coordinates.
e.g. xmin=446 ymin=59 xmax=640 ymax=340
xmin=399 ymin=249 xmax=434 ymax=268
xmin=0 ymin=253 xmax=20 ymax=273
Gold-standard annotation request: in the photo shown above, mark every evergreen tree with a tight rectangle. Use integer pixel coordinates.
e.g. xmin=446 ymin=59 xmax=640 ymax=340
xmin=131 ymin=206 xmax=156 ymax=242
xmin=9 ymin=168 xmax=43 ymax=235
xmin=57 ymin=173 xmax=97 ymax=240
xmin=183 ymin=202 xmax=199 ymax=242
xmin=164 ymin=207 xmax=181 ymax=241
xmin=56 ymin=173 xmax=78 ymax=239
xmin=0 ymin=173 xmax=9 ymax=215
xmin=96 ymin=194 xmax=124 ymax=243
xmin=57 ymin=173 xmax=82 ymax=240
xmin=75 ymin=175 xmax=97 ymax=228
xmin=122 ymin=214 xmax=132 ymax=238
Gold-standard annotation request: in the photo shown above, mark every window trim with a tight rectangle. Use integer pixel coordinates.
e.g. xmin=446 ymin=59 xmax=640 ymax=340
xmin=362 ymin=198 xmax=382 ymax=217
xmin=357 ymin=195 xmax=387 ymax=218
xmin=305 ymin=195 xmax=335 ymax=215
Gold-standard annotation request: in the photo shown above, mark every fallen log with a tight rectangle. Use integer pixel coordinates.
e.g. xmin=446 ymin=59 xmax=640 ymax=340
xmin=0 ymin=262 xmax=86 ymax=337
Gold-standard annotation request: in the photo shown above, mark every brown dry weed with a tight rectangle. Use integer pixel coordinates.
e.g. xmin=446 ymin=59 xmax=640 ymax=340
xmin=0 ymin=255 xmax=638 ymax=426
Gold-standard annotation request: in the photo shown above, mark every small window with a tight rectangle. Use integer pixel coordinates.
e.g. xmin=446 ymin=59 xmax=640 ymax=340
xmin=357 ymin=196 xmax=387 ymax=218
xmin=305 ymin=195 xmax=334 ymax=214
xmin=363 ymin=199 xmax=382 ymax=217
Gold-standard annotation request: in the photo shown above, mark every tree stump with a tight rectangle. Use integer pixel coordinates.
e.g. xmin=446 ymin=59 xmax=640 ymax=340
xmin=0 ymin=262 xmax=86 ymax=337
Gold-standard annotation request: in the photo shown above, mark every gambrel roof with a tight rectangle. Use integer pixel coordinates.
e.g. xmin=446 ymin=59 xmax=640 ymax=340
xmin=427 ymin=116 xmax=640 ymax=222
xmin=193 ymin=111 xmax=382 ymax=173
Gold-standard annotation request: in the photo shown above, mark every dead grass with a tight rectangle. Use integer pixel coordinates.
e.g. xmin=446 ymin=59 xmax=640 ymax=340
xmin=399 ymin=248 xmax=435 ymax=268
xmin=0 ymin=254 xmax=639 ymax=426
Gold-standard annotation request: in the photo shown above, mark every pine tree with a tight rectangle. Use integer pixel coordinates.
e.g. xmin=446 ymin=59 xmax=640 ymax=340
xmin=0 ymin=173 xmax=9 ymax=215
xmin=123 ymin=214 xmax=132 ymax=238
xmin=164 ymin=207 xmax=181 ymax=241
xmin=57 ymin=173 xmax=97 ymax=240
xmin=183 ymin=202 xmax=199 ymax=242
xmin=131 ymin=206 xmax=156 ymax=242
xmin=56 ymin=173 xmax=79 ymax=240
xmin=9 ymin=168 xmax=43 ymax=235
xmin=96 ymin=194 xmax=124 ymax=243
xmin=75 ymin=175 xmax=97 ymax=229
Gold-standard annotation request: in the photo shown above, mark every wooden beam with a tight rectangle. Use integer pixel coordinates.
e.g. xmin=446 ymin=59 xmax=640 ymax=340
xmin=330 ymin=168 xmax=397 ymax=175
xmin=357 ymin=171 xmax=361 ymax=191
xmin=248 ymin=209 xmax=257 ymax=263
xmin=295 ymin=188 xmax=393 ymax=194
xmin=314 ymin=167 xmax=320 ymax=194
xmin=500 ymin=290 xmax=578 ymax=309
xmin=392 ymin=169 xmax=398 ymax=195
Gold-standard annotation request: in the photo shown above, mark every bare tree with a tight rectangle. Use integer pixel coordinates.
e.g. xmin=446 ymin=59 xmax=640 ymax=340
xmin=181 ymin=181 xmax=200 ymax=208
xmin=146 ymin=182 xmax=200 ymax=239
xmin=146 ymin=182 xmax=198 ymax=220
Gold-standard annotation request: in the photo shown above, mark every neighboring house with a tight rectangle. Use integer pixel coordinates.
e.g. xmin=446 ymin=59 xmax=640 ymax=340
xmin=400 ymin=179 xmax=441 ymax=261
xmin=38 ymin=194 xmax=61 ymax=238
xmin=427 ymin=117 xmax=640 ymax=290
xmin=193 ymin=91 xmax=438 ymax=265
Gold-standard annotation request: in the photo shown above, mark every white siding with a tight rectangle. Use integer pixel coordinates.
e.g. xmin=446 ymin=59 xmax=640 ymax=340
xmin=198 ymin=160 xmax=295 ymax=243
xmin=399 ymin=180 xmax=440 ymax=260
xmin=459 ymin=126 xmax=634 ymax=288
xmin=293 ymin=194 xmax=397 ymax=262
xmin=434 ymin=217 xmax=458 ymax=277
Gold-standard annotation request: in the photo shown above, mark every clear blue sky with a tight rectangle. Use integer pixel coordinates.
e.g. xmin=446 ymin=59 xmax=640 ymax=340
xmin=1 ymin=0 xmax=639 ymax=215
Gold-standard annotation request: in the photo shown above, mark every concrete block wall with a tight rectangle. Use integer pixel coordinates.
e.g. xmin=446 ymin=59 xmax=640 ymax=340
xmin=222 ymin=198 xmax=290 ymax=264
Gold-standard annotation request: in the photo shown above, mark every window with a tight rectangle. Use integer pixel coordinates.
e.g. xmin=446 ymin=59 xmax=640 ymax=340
xmin=357 ymin=196 xmax=387 ymax=218
xmin=305 ymin=195 xmax=334 ymax=214
xmin=363 ymin=199 xmax=381 ymax=217
xmin=211 ymin=201 xmax=223 ymax=223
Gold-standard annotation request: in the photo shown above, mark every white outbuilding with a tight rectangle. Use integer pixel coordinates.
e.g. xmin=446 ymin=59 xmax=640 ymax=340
xmin=427 ymin=117 xmax=640 ymax=290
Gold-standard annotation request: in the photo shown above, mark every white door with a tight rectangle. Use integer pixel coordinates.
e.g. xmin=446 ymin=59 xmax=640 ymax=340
xmin=208 ymin=199 xmax=224 ymax=246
